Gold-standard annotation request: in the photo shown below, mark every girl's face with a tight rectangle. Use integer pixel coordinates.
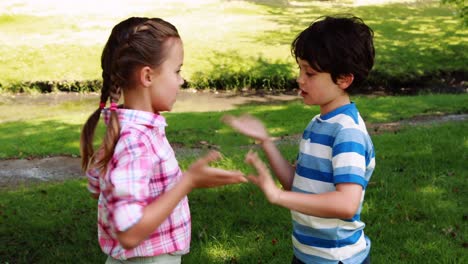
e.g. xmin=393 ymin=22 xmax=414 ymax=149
xmin=296 ymin=58 xmax=348 ymax=115
xmin=149 ymin=38 xmax=184 ymax=112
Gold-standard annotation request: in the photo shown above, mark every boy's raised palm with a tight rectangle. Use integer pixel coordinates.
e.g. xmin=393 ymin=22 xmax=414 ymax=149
xmin=186 ymin=151 xmax=247 ymax=188
xmin=245 ymin=150 xmax=281 ymax=204
xmin=222 ymin=114 xmax=269 ymax=142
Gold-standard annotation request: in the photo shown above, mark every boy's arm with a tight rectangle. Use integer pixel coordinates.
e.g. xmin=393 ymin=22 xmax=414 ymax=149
xmin=246 ymin=151 xmax=362 ymax=219
xmin=260 ymin=138 xmax=295 ymax=190
xmin=223 ymin=114 xmax=295 ymax=190
xmin=273 ymin=184 xmax=362 ymax=219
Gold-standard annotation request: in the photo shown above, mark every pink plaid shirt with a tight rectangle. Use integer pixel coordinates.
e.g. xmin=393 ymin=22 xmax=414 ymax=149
xmin=87 ymin=108 xmax=191 ymax=260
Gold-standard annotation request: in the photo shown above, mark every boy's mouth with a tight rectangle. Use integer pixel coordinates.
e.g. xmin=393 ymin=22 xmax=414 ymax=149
xmin=298 ymin=89 xmax=308 ymax=97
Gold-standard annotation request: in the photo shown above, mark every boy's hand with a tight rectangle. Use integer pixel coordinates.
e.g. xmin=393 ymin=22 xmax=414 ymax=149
xmin=222 ymin=114 xmax=270 ymax=143
xmin=245 ymin=150 xmax=281 ymax=204
xmin=185 ymin=151 xmax=247 ymax=189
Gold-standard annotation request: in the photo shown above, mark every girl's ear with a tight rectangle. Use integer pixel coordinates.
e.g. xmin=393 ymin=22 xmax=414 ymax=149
xmin=337 ymin=74 xmax=354 ymax=90
xmin=139 ymin=66 xmax=154 ymax=87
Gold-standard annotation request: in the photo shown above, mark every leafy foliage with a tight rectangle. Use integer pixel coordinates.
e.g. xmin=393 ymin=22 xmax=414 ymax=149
xmin=441 ymin=0 xmax=468 ymax=25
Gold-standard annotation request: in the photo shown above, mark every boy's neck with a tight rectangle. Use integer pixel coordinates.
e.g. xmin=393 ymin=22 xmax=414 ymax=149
xmin=319 ymin=94 xmax=351 ymax=116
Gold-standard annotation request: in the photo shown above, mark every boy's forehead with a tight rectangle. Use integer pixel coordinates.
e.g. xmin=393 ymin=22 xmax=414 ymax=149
xmin=298 ymin=58 xmax=312 ymax=68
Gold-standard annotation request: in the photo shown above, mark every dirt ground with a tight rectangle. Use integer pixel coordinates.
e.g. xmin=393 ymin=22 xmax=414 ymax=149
xmin=0 ymin=90 xmax=466 ymax=189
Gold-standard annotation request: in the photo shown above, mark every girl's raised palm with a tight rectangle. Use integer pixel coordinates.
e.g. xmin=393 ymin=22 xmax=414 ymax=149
xmin=222 ymin=114 xmax=269 ymax=142
xmin=186 ymin=151 xmax=247 ymax=189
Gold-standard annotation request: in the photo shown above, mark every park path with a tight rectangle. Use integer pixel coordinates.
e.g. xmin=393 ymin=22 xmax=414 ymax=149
xmin=0 ymin=90 xmax=466 ymax=189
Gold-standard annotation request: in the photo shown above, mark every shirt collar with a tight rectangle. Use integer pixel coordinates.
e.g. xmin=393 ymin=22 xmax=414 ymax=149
xmin=319 ymin=102 xmax=357 ymax=121
xmin=102 ymin=108 xmax=167 ymax=128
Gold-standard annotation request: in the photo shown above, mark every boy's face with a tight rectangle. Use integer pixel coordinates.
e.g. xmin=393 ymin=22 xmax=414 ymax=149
xmin=296 ymin=58 xmax=349 ymax=114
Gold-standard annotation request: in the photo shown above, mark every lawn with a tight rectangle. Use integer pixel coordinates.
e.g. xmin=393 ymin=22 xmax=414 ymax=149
xmin=0 ymin=0 xmax=466 ymax=90
xmin=0 ymin=0 xmax=466 ymax=262
xmin=0 ymin=93 xmax=467 ymax=263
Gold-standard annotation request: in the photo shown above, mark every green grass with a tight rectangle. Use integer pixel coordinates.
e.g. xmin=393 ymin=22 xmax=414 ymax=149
xmin=366 ymin=123 xmax=468 ymax=262
xmin=1 ymin=93 xmax=467 ymax=158
xmin=0 ymin=0 xmax=466 ymax=90
xmin=0 ymin=93 xmax=467 ymax=262
xmin=1 ymin=122 xmax=466 ymax=263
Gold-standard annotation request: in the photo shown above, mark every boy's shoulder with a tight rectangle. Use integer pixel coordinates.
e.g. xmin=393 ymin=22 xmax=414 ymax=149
xmin=318 ymin=103 xmax=364 ymax=125
xmin=309 ymin=104 xmax=370 ymax=137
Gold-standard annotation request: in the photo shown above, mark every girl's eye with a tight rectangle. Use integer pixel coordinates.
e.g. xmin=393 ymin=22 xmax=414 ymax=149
xmin=306 ymin=72 xmax=314 ymax=77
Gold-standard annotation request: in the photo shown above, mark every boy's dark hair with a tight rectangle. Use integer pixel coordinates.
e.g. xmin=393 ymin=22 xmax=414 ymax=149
xmin=291 ymin=15 xmax=375 ymax=90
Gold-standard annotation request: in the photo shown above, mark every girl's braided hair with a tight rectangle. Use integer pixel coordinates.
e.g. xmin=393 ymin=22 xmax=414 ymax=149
xmin=80 ymin=17 xmax=179 ymax=172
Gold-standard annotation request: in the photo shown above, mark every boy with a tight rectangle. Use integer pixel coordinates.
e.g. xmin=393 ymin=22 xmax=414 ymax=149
xmin=223 ymin=15 xmax=375 ymax=263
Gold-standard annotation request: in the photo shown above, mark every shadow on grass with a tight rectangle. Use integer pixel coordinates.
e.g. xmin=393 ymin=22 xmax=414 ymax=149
xmin=0 ymin=120 xmax=84 ymax=158
xmin=0 ymin=180 xmax=105 ymax=263
xmin=365 ymin=122 xmax=468 ymax=261
xmin=249 ymin=2 xmax=468 ymax=90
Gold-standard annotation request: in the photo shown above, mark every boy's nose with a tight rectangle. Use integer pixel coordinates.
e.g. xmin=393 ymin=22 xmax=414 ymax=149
xmin=296 ymin=75 xmax=304 ymax=85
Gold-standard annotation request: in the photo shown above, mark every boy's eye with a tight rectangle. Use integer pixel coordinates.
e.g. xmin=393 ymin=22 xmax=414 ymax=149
xmin=298 ymin=65 xmax=315 ymax=77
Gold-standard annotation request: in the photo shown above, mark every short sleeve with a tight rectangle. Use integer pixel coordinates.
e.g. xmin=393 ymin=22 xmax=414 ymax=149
xmin=332 ymin=128 xmax=368 ymax=188
xmin=108 ymin=130 xmax=158 ymax=232
xmin=86 ymin=166 xmax=101 ymax=195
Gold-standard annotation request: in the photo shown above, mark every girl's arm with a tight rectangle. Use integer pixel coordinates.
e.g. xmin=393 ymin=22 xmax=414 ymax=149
xmin=117 ymin=151 xmax=246 ymax=249
xmin=117 ymin=173 xmax=192 ymax=249
xmin=246 ymin=151 xmax=362 ymax=219
xmin=223 ymin=114 xmax=295 ymax=190
xmin=86 ymin=167 xmax=101 ymax=199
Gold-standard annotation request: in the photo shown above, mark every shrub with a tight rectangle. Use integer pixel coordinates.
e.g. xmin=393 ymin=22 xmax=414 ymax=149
xmin=189 ymin=52 xmax=295 ymax=92
xmin=3 ymin=80 xmax=102 ymax=93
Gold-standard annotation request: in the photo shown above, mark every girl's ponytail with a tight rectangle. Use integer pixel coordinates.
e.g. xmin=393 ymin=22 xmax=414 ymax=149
xmin=80 ymin=72 xmax=111 ymax=171
xmin=80 ymin=108 xmax=102 ymax=171
xmin=95 ymin=84 xmax=121 ymax=172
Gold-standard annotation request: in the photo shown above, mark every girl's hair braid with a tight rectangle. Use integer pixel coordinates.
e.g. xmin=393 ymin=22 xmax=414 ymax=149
xmin=80 ymin=17 xmax=179 ymax=173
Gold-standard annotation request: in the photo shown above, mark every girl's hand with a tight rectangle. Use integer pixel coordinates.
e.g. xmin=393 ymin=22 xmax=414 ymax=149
xmin=222 ymin=114 xmax=270 ymax=143
xmin=245 ymin=150 xmax=281 ymax=204
xmin=185 ymin=151 xmax=247 ymax=189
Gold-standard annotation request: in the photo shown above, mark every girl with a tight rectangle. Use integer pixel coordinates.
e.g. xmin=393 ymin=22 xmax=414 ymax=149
xmin=80 ymin=17 xmax=246 ymax=263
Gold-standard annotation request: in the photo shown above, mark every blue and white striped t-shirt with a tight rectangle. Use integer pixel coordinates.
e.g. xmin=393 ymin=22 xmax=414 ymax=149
xmin=292 ymin=103 xmax=375 ymax=264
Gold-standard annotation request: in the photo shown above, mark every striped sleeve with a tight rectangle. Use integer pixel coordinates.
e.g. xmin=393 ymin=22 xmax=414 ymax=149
xmin=332 ymin=128 xmax=368 ymax=188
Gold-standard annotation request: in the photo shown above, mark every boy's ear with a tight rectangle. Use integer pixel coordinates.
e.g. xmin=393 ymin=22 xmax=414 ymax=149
xmin=337 ymin=74 xmax=354 ymax=90
xmin=139 ymin=66 xmax=154 ymax=87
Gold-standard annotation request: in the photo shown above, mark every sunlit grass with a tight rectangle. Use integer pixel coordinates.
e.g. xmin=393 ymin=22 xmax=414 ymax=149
xmin=418 ymin=185 xmax=443 ymax=196
xmin=0 ymin=0 xmax=466 ymax=89
xmin=368 ymin=112 xmax=392 ymax=122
